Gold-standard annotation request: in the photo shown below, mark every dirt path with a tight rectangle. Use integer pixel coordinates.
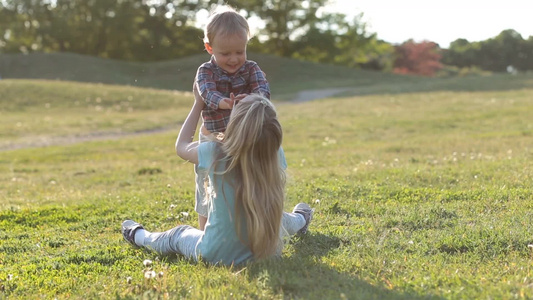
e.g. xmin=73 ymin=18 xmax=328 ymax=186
xmin=291 ymin=87 xmax=351 ymax=103
xmin=2 ymin=88 xmax=350 ymax=151
xmin=0 ymin=127 xmax=174 ymax=152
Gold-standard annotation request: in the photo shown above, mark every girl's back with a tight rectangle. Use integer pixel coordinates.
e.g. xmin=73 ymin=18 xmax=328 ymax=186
xmin=196 ymin=141 xmax=288 ymax=265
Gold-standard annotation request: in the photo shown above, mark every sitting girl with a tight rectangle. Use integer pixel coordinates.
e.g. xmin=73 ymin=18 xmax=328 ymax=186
xmin=121 ymin=88 xmax=313 ymax=265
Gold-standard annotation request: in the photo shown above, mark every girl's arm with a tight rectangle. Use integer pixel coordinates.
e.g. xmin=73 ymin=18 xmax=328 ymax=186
xmin=175 ymin=84 xmax=204 ymax=164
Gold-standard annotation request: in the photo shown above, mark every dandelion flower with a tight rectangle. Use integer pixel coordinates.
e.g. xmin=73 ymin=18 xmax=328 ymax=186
xmin=143 ymin=259 xmax=153 ymax=267
xmin=144 ymin=270 xmax=156 ymax=279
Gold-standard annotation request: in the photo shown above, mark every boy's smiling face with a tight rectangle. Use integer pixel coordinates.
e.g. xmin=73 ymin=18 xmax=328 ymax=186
xmin=205 ymin=32 xmax=248 ymax=74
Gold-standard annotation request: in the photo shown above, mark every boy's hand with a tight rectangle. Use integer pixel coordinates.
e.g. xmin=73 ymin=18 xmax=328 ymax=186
xmin=233 ymin=93 xmax=248 ymax=104
xmin=217 ymin=93 xmax=242 ymax=109
xmin=218 ymin=93 xmax=249 ymax=109
xmin=218 ymin=98 xmax=234 ymax=110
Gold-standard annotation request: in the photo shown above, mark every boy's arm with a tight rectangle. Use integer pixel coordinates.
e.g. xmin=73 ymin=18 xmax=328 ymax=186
xmin=248 ymin=63 xmax=271 ymax=99
xmin=196 ymin=66 xmax=231 ymax=110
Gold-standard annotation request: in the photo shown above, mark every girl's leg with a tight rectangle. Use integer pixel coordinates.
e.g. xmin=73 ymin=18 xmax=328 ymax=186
xmin=125 ymin=221 xmax=203 ymax=260
xmin=281 ymin=203 xmax=313 ymax=235
xmin=281 ymin=211 xmax=306 ymax=236
xmin=276 ymin=203 xmax=313 ymax=255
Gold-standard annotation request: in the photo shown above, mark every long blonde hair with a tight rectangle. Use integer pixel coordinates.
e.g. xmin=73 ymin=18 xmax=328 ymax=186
xmin=216 ymin=94 xmax=285 ymax=259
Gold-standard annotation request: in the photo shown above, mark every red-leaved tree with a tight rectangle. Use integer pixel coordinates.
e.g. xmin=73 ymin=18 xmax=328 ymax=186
xmin=394 ymin=40 xmax=443 ymax=76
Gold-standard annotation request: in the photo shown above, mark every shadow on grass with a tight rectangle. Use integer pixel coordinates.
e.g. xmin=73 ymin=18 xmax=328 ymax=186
xmin=246 ymin=232 xmax=444 ymax=300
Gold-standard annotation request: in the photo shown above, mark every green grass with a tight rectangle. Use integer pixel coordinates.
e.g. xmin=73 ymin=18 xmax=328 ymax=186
xmin=1 ymin=72 xmax=533 ymax=298
xmin=0 ymin=79 xmax=192 ymax=150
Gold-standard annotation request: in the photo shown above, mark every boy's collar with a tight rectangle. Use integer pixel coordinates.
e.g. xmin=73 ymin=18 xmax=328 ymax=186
xmin=210 ymin=56 xmax=246 ymax=76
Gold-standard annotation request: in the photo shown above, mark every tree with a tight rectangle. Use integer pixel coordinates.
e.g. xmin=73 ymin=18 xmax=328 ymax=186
xmin=0 ymin=0 xmax=205 ymax=60
xmin=393 ymin=40 xmax=443 ymax=76
xmin=331 ymin=14 xmax=394 ymax=71
xmin=0 ymin=0 xmax=43 ymax=54
xmin=442 ymin=38 xmax=480 ymax=68
xmin=481 ymin=29 xmax=527 ymax=72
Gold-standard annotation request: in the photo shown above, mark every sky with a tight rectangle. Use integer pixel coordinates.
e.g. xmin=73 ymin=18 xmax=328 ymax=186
xmin=323 ymin=0 xmax=533 ymax=48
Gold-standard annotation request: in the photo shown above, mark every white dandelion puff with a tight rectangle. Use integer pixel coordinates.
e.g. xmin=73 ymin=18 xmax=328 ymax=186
xmin=143 ymin=259 xmax=153 ymax=267
xmin=144 ymin=270 xmax=156 ymax=279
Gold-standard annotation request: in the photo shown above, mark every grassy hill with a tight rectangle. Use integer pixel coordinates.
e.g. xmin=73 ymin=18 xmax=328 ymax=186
xmin=0 ymin=52 xmax=411 ymax=96
xmin=3 ymin=52 xmax=533 ymax=100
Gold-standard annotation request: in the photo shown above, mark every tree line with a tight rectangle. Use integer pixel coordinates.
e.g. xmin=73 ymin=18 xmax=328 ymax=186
xmin=1 ymin=0 xmax=532 ymax=76
xmin=442 ymin=29 xmax=533 ymax=73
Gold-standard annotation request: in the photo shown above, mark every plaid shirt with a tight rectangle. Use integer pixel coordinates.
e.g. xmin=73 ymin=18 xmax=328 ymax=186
xmin=196 ymin=56 xmax=270 ymax=133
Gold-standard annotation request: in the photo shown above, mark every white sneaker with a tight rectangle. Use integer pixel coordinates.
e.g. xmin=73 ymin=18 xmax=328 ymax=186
xmin=292 ymin=203 xmax=313 ymax=235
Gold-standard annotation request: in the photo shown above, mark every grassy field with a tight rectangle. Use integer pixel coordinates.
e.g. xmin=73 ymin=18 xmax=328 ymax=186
xmin=1 ymin=57 xmax=533 ymax=298
xmin=0 ymin=79 xmax=193 ymax=151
